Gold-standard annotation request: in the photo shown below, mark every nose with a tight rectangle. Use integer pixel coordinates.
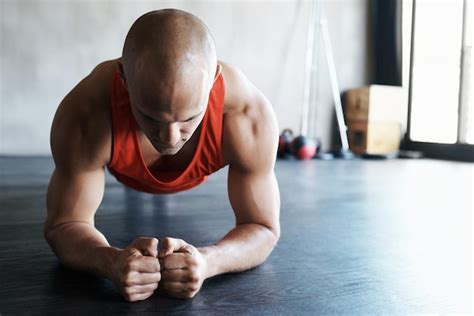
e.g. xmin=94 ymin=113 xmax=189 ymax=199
xmin=158 ymin=123 xmax=181 ymax=147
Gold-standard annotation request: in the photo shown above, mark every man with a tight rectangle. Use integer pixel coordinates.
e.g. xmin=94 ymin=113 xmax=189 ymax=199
xmin=44 ymin=9 xmax=280 ymax=302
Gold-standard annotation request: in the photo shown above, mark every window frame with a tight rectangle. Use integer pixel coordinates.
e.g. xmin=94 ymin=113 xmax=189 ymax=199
xmin=403 ymin=0 xmax=474 ymax=162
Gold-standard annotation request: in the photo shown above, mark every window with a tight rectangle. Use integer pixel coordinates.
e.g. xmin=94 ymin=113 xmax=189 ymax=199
xmin=404 ymin=0 xmax=473 ymax=161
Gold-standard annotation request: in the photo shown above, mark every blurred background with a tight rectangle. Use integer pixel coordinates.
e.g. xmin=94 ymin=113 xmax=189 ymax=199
xmin=0 ymin=1 xmax=472 ymax=313
xmin=0 ymin=0 xmax=472 ymax=161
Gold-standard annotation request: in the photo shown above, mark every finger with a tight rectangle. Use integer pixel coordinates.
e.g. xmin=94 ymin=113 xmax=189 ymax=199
xmin=127 ymin=282 xmax=159 ymax=295
xmin=135 ymin=256 xmax=161 ymax=273
xmin=121 ymin=282 xmax=157 ymax=302
xmin=124 ymin=291 xmax=155 ymax=302
xmin=132 ymin=237 xmax=159 ymax=257
xmin=161 ymin=281 xmax=198 ymax=299
xmin=159 ymin=237 xmax=191 ymax=258
xmin=161 ymin=268 xmax=193 ymax=282
xmin=132 ymin=272 xmax=162 ymax=285
xmin=162 ymin=253 xmax=189 ymax=270
xmin=160 ymin=280 xmax=186 ymax=293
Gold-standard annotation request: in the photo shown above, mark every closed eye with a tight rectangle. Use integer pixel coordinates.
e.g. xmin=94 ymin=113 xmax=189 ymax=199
xmin=184 ymin=115 xmax=200 ymax=122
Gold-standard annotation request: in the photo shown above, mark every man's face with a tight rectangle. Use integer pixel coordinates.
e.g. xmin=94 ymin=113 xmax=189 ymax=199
xmin=127 ymin=71 xmax=211 ymax=156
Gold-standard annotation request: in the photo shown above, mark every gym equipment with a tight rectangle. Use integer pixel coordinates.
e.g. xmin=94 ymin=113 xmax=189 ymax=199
xmin=291 ymin=135 xmax=317 ymax=160
xmin=319 ymin=9 xmax=355 ymax=159
xmin=305 ymin=2 xmax=356 ymax=159
xmin=277 ymin=1 xmax=355 ymax=160
xmin=278 ymin=128 xmax=294 ymax=158
xmin=290 ymin=0 xmax=320 ymax=160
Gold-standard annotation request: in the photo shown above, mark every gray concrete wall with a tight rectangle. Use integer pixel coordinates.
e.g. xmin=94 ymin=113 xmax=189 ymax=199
xmin=0 ymin=0 xmax=371 ymax=155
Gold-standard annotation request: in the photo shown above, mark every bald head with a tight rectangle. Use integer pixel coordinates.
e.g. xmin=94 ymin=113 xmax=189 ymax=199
xmin=119 ymin=9 xmax=218 ymax=155
xmin=121 ymin=9 xmax=217 ymax=110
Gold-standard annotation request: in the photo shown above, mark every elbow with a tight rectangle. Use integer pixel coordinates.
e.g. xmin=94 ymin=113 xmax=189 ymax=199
xmin=252 ymin=221 xmax=280 ymax=247
xmin=261 ymin=223 xmax=280 ymax=248
xmin=43 ymin=222 xmax=55 ymax=246
xmin=43 ymin=224 xmax=60 ymax=260
xmin=43 ymin=218 xmax=62 ymax=248
xmin=260 ymin=224 xmax=280 ymax=265
xmin=270 ymin=225 xmax=280 ymax=246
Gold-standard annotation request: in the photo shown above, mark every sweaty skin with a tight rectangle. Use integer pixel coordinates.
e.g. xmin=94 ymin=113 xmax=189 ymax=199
xmin=44 ymin=9 xmax=280 ymax=302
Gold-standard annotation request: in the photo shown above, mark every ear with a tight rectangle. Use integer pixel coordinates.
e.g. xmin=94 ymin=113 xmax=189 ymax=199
xmin=116 ymin=60 xmax=127 ymax=90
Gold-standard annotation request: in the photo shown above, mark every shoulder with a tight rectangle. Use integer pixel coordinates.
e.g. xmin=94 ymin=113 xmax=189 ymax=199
xmin=50 ymin=59 xmax=118 ymax=172
xmin=219 ymin=61 xmax=279 ymax=172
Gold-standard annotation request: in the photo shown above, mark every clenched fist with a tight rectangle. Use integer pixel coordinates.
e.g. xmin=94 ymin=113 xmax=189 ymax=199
xmin=110 ymin=237 xmax=161 ymax=302
xmin=158 ymin=237 xmax=208 ymax=299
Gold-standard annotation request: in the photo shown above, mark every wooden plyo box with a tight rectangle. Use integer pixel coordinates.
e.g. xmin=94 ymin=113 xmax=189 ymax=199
xmin=347 ymin=121 xmax=402 ymax=155
xmin=344 ymin=85 xmax=405 ymax=155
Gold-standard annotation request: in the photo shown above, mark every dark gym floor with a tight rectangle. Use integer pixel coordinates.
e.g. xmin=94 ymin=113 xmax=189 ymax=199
xmin=0 ymin=156 xmax=472 ymax=314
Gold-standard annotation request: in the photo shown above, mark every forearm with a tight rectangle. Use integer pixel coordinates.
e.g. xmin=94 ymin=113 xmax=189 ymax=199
xmin=44 ymin=222 xmax=120 ymax=279
xmin=199 ymin=223 xmax=279 ymax=279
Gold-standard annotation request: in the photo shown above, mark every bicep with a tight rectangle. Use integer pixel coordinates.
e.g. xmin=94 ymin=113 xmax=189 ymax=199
xmin=227 ymin=166 xmax=280 ymax=234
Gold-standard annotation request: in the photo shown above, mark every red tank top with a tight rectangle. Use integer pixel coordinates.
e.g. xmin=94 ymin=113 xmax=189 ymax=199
xmin=106 ymin=70 xmax=226 ymax=194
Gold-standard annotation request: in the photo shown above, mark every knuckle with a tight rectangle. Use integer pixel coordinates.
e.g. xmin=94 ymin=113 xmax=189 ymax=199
xmin=125 ymin=259 xmax=137 ymax=271
xmin=123 ymin=286 xmax=133 ymax=295
xmin=187 ymin=263 xmax=198 ymax=274
xmin=121 ymin=272 xmax=134 ymax=287
xmin=149 ymin=239 xmax=158 ymax=250
xmin=144 ymin=237 xmax=155 ymax=245
xmin=188 ymin=270 xmax=200 ymax=282
xmin=121 ymin=279 xmax=130 ymax=287
xmin=188 ymin=283 xmax=199 ymax=292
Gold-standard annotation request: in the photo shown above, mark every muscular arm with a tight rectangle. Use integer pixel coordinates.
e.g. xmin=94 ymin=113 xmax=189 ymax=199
xmin=200 ymin=62 xmax=281 ymax=278
xmin=44 ymin=69 xmax=119 ymax=278
xmin=44 ymin=63 xmax=161 ymax=301
xmin=200 ymin=168 xmax=280 ymax=278
xmin=45 ymin=168 xmax=118 ymax=278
